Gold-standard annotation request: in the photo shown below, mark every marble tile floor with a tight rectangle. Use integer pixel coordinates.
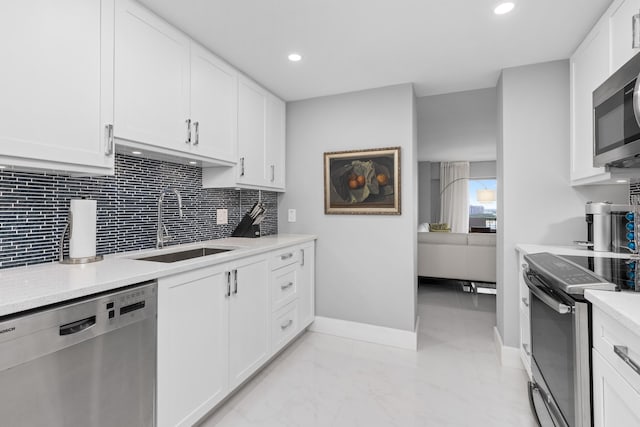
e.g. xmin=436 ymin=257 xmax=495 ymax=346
xmin=199 ymin=281 xmax=537 ymax=427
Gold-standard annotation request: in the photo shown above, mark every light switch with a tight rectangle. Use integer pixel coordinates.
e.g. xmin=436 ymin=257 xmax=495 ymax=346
xmin=288 ymin=209 xmax=296 ymax=222
xmin=217 ymin=209 xmax=228 ymax=225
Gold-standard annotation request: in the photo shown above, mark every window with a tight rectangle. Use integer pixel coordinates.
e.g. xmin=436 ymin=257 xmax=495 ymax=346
xmin=468 ymin=179 xmax=497 ymax=232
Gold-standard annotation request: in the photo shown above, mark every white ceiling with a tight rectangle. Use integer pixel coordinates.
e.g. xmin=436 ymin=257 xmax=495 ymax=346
xmin=138 ymin=0 xmax=612 ymax=101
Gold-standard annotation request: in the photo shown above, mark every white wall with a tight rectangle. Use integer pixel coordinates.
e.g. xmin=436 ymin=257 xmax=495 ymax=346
xmin=279 ymin=84 xmax=418 ymax=332
xmin=497 ymin=60 xmax=628 ymax=347
xmin=417 ymin=88 xmax=497 ymax=162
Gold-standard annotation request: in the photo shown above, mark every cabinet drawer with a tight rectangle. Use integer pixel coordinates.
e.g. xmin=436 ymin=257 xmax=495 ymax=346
xmin=593 ymin=348 xmax=640 ymax=427
xmin=593 ymin=306 xmax=640 ymax=394
xmin=271 ymin=264 xmax=297 ymax=312
xmin=271 ymin=247 xmax=300 ymax=271
xmin=271 ymin=301 xmax=298 ymax=353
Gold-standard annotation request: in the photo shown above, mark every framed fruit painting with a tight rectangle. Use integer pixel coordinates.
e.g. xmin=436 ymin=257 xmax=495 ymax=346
xmin=323 ymin=147 xmax=401 ymax=215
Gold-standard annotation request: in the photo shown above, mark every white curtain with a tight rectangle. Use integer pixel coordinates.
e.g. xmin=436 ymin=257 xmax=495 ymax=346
xmin=440 ymin=161 xmax=470 ymax=233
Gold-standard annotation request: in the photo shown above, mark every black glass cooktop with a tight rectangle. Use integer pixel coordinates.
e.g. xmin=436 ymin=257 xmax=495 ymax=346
xmin=559 ymin=255 xmax=636 ymax=291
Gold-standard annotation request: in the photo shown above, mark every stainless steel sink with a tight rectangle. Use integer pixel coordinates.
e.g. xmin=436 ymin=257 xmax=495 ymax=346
xmin=134 ymin=247 xmax=233 ymax=263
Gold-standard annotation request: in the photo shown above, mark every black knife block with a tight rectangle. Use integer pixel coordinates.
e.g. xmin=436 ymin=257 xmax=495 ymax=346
xmin=231 ymin=213 xmax=260 ymax=238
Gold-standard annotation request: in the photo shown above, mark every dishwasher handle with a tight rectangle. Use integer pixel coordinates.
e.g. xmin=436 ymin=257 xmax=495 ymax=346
xmin=60 ymin=316 xmax=96 ymax=336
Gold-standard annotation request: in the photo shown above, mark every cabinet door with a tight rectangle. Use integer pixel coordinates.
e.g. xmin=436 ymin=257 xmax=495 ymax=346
xmin=610 ymin=0 xmax=640 ymax=72
xmin=0 ymin=0 xmax=114 ymax=174
xmin=114 ymin=0 xmax=190 ymax=152
xmin=570 ymin=21 xmax=610 ymax=183
xmin=157 ymin=267 xmax=229 ymax=427
xmin=229 ymin=257 xmax=270 ymax=388
xmin=593 ymin=349 xmax=640 ymax=427
xmin=237 ymin=77 xmax=267 ymax=186
xmin=190 ymin=43 xmax=238 ymax=162
xmin=264 ymin=94 xmax=286 ymax=189
xmin=298 ymin=243 xmax=315 ymax=329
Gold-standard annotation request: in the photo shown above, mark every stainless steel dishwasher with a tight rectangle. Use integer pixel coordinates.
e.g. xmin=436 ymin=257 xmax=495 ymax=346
xmin=0 ymin=280 xmax=157 ymax=427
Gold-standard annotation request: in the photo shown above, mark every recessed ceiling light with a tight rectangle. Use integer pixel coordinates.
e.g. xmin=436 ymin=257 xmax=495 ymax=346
xmin=0 ymin=165 xmax=6 ymax=169
xmin=494 ymin=2 xmax=515 ymax=15
xmin=131 ymin=151 xmax=142 ymax=155
xmin=288 ymin=53 xmax=302 ymax=62
xmin=616 ymin=179 xmax=628 ymax=183
xmin=189 ymin=161 xmax=197 ymax=165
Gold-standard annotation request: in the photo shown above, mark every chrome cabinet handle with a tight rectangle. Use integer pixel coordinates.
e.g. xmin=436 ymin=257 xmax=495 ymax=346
xmin=614 ymin=345 xmax=640 ymax=376
xmin=104 ymin=124 xmax=114 ymax=155
xmin=193 ymin=121 xmax=199 ymax=146
xmin=300 ymin=249 xmax=305 ymax=266
xmin=270 ymin=164 xmax=275 ymax=182
xmin=521 ymin=297 xmax=529 ymax=307
xmin=281 ymin=282 xmax=293 ymax=290
xmin=233 ymin=269 xmax=238 ymax=294
xmin=522 ymin=343 xmax=531 ymax=356
xmin=185 ymin=119 xmax=191 ymax=144
xmin=280 ymin=319 xmax=293 ymax=330
xmin=280 ymin=253 xmax=293 ymax=261
xmin=225 ymin=271 xmax=231 ymax=297
xmin=240 ymin=157 xmax=245 ymax=176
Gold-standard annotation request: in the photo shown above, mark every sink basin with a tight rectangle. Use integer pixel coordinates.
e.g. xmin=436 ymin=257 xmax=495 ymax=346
xmin=134 ymin=247 xmax=233 ymax=263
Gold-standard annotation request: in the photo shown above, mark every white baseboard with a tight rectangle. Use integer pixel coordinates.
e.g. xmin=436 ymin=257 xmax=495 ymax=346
xmin=309 ymin=316 xmax=418 ymax=351
xmin=493 ymin=326 xmax=523 ymax=369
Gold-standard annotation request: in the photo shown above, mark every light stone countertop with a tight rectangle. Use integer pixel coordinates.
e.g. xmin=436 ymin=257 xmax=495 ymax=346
xmin=515 ymin=243 xmax=634 ymax=259
xmin=585 ymin=290 xmax=640 ymax=333
xmin=0 ymin=234 xmax=316 ymax=317
xmin=517 ymin=242 xmax=640 ymax=336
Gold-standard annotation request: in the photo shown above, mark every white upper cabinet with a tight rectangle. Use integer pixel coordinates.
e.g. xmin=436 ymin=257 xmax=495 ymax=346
xmin=114 ymin=0 xmax=190 ymax=153
xmin=114 ymin=0 xmax=238 ymax=165
xmin=202 ymin=75 xmax=286 ymax=191
xmin=609 ymin=0 xmax=640 ymax=72
xmin=190 ymin=43 xmax=238 ymax=163
xmin=570 ymin=0 xmax=640 ymax=185
xmin=265 ymin=93 xmax=286 ymax=189
xmin=237 ymin=77 xmax=268 ymax=186
xmin=0 ymin=0 xmax=115 ymax=175
xmin=570 ymin=20 xmax=610 ymax=184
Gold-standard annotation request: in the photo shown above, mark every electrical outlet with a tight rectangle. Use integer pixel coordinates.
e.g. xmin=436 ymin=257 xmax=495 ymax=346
xmin=217 ymin=209 xmax=228 ymax=225
xmin=288 ymin=209 xmax=296 ymax=222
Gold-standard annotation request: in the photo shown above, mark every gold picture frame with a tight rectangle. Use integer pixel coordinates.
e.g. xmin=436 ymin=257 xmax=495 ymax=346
xmin=324 ymin=147 xmax=401 ymax=215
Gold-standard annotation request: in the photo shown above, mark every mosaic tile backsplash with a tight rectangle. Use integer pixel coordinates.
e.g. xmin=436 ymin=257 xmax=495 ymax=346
xmin=0 ymin=154 xmax=277 ymax=269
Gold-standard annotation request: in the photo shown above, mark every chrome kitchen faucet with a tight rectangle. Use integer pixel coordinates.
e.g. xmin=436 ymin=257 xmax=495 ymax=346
xmin=156 ymin=188 xmax=184 ymax=249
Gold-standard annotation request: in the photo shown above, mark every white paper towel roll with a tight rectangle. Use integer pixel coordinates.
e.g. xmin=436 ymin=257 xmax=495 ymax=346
xmin=69 ymin=199 xmax=97 ymax=259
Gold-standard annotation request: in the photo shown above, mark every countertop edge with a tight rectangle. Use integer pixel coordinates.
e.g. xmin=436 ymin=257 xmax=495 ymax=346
xmin=0 ymin=234 xmax=317 ymax=318
xmin=585 ymin=289 xmax=640 ymax=333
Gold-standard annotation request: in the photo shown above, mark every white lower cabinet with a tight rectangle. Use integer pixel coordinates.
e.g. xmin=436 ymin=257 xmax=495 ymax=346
xmin=593 ymin=350 xmax=640 ymax=426
xmin=228 ymin=257 xmax=270 ymax=388
xmin=157 ymin=240 xmax=315 ymax=426
xmin=157 ymin=265 xmax=229 ymax=427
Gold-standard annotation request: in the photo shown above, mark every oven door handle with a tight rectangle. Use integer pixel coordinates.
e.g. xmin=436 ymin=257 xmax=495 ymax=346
xmin=523 ymin=271 xmax=573 ymax=315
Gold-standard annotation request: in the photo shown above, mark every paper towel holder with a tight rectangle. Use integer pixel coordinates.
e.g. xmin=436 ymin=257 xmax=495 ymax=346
xmin=59 ymin=210 xmax=103 ymax=264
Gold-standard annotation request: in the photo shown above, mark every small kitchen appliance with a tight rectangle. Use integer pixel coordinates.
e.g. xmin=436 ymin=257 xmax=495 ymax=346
xmin=593 ymin=50 xmax=640 ymax=168
xmin=585 ymin=201 xmax=612 ymax=251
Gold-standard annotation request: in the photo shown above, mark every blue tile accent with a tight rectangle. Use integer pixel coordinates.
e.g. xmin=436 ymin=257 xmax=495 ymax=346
xmin=0 ymin=154 xmax=278 ymax=269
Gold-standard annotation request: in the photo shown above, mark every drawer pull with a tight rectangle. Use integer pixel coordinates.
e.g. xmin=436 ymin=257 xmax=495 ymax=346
xmin=281 ymin=282 xmax=294 ymax=290
xmin=521 ymin=297 xmax=529 ymax=307
xmin=522 ymin=343 xmax=531 ymax=356
xmin=280 ymin=253 xmax=293 ymax=261
xmin=614 ymin=345 xmax=640 ymax=376
xmin=280 ymin=319 xmax=293 ymax=330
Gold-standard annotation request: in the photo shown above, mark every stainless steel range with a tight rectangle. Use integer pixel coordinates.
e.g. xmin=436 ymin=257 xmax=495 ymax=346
xmin=523 ymin=253 xmax=616 ymax=427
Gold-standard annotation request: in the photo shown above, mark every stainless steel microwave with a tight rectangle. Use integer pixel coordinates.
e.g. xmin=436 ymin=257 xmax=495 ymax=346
xmin=593 ymin=52 xmax=640 ymax=167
